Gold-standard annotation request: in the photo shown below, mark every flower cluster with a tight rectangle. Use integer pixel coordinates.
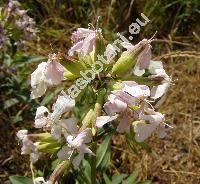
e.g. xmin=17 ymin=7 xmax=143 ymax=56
xmin=17 ymin=25 xmax=171 ymax=182
xmin=0 ymin=0 xmax=38 ymax=48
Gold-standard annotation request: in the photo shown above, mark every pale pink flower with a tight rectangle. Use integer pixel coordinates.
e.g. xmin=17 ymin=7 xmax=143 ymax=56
xmin=134 ymin=108 xmax=171 ymax=142
xmin=34 ymin=92 xmax=76 ymax=140
xmin=97 ymin=81 xmax=151 ymax=133
xmin=44 ymin=53 xmax=64 ymax=85
xmin=121 ymin=39 xmax=152 ymax=76
xmin=96 ymin=115 xmax=118 ymax=128
xmin=57 ymin=128 xmax=93 ymax=169
xmin=30 ymin=54 xmax=65 ymax=99
xmin=148 ymin=61 xmax=171 ymax=100
xmin=105 ymin=44 xmax=117 ymax=63
xmin=68 ymin=28 xmax=100 ymax=56
xmin=103 ymin=94 xmax=127 ymax=116
xmin=116 ymin=115 xmax=132 ymax=133
xmin=17 ymin=130 xmax=39 ymax=163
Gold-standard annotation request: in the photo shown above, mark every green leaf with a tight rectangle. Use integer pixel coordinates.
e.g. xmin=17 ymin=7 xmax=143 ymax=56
xmin=77 ymin=159 xmax=91 ymax=184
xmin=3 ymin=98 xmax=19 ymax=110
xmin=96 ymin=133 xmax=112 ymax=168
xmin=10 ymin=115 xmax=23 ymax=124
xmin=82 ymin=159 xmax=91 ymax=184
xmin=3 ymin=54 xmax=13 ymax=66
xmin=123 ymin=171 xmax=139 ymax=184
xmin=9 ymin=175 xmax=33 ymax=184
xmin=98 ymin=150 xmax=111 ymax=170
xmin=138 ymin=180 xmax=152 ymax=184
xmin=14 ymin=55 xmax=47 ymax=68
xmin=111 ymin=174 xmax=127 ymax=184
xmin=51 ymin=159 xmax=62 ymax=171
xmin=103 ymin=173 xmax=112 ymax=184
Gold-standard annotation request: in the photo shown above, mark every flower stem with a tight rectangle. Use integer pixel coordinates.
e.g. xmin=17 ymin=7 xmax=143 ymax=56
xmin=91 ymin=141 xmax=97 ymax=184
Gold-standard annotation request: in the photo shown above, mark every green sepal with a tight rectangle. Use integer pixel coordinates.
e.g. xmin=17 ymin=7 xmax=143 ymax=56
xmin=111 ymin=44 xmax=144 ymax=76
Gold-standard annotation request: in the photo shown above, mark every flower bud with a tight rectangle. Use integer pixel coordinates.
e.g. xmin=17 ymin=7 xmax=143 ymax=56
xmin=64 ymin=70 xmax=78 ymax=80
xmin=111 ymin=43 xmax=144 ymax=76
xmin=63 ymin=60 xmax=86 ymax=76
xmin=37 ymin=142 xmax=61 ymax=153
xmin=107 ymin=81 xmax=123 ymax=91
xmin=80 ymin=109 xmax=95 ymax=131
xmin=94 ymin=34 xmax=105 ymax=61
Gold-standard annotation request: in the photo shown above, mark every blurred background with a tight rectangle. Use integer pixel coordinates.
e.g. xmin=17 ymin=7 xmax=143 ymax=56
xmin=0 ymin=0 xmax=199 ymax=183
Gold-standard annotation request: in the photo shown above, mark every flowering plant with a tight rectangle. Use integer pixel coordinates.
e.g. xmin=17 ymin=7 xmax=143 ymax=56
xmin=17 ymin=25 xmax=172 ymax=184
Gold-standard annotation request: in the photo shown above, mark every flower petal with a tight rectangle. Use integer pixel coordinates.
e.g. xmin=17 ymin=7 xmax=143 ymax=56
xmin=57 ymin=146 xmax=72 ymax=159
xmin=17 ymin=130 xmax=28 ymax=140
xmin=104 ymin=94 xmax=127 ymax=115
xmin=34 ymin=106 xmax=49 ymax=128
xmin=116 ymin=115 xmax=132 ymax=133
xmin=72 ymin=153 xmax=84 ymax=170
xmin=59 ymin=117 xmax=78 ymax=134
xmin=51 ymin=92 xmax=75 ymax=121
xmin=134 ymin=121 xmax=157 ymax=142
xmin=96 ymin=115 xmax=118 ymax=128
xmin=81 ymin=33 xmax=96 ymax=55
xmin=137 ymin=44 xmax=151 ymax=70
xmin=30 ymin=62 xmax=48 ymax=99
xmin=68 ymin=40 xmax=84 ymax=56
xmin=151 ymin=82 xmax=170 ymax=99
xmin=69 ymin=128 xmax=92 ymax=147
xmin=44 ymin=60 xmax=64 ymax=85
xmin=31 ymin=62 xmax=47 ymax=86
xmin=105 ymin=44 xmax=117 ymax=62
xmin=51 ymin=125 xmax=62 ymax=140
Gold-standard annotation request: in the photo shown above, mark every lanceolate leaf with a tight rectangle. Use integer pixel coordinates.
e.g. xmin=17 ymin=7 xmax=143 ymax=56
xmin=96 ymin=133 xmax=113 ymax=169
xmin=123 ymin=171 xmax=139 ymax=184
xmin=9 ymin=175 xmax=32 ymax=184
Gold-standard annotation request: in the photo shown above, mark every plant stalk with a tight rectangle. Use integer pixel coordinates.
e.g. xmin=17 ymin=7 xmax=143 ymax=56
xmin=91 ymin=141 xmax=97 ymax=184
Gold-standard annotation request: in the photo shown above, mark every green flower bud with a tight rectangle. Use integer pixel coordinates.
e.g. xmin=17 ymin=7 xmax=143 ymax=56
xmin=111 ymin=44 xmax=144 ymax=76
xmin=63 ymin=60 xmax=85 ymax=76
xmin=37 ymin=142 xmax=61 ymax=153
xmin=107 ymin=81 xmax=123 ymax=91
xmin=80 ymin=109 xmax=95 ymax=131
xmin=94 ymin=33 xmax=105 ymax=62
xmin=64 ymin=70 xmax=77 ymax=80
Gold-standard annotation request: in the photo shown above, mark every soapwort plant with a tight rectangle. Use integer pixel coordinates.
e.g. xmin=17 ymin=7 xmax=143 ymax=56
xmin=17 ymin=24 xmax=172 ymax=184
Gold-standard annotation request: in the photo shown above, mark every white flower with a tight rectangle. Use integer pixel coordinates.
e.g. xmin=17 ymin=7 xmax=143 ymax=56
xmin=50 ymin=93 xmax=75 ymax=121
xmin=149 ymin=61 xmax=171 ymax=100
xmin=35 ymin=106 xmax=49 ymax=128
xmin=34 ymin=92 xmax=76 ymax=140
xmin=121 ymin=39 xmax=152 ymax=76
xmin=30 ymin=54 xmax=65 ymax=99
xmin=31 ymin=62 xmax=48 ymax=99
xmin=16 ymin=129 xmax=28 ymax=140
xmin=105 ymin=44 xmax=117 ymax=63
xmin=68 ymin=28 xmax=100 ymax=56
xmin=17 ymin=130 xmax=39 ymax=163
xmin=34 ymin=177 xmax=54 ymax=184
xmin=134 ymin=108 xmax=171 ymax=142
xmin=97 ymin=81 xmax=151 ymax=133
xmin=57 ymin=128 xmax=93 ymax=169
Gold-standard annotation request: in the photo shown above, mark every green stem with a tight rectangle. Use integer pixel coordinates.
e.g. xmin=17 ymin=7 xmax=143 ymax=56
xmin=49 ymin=160 xmax=71 ymax=184
xmin=91 ymin=141 xmax=97 ymax=184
